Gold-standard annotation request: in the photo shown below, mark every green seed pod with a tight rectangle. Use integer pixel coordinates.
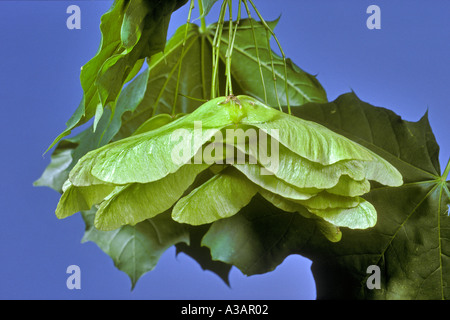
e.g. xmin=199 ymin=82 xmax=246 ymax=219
xmin=56 ymin=95 xmax=403 ymax=240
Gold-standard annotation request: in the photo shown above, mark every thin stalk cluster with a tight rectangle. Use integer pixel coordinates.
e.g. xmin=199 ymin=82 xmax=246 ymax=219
xmin=176 ymin=0 xmax=291 ymax=114
xmin=247 ymin=0 xmax=291 ymax=114
xmin=172 ymin=0 xmax=195 ymax=116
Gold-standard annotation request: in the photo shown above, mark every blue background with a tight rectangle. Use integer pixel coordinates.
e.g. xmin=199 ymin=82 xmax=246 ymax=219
xmin=0 ymin=0 xmax=448 ymax=299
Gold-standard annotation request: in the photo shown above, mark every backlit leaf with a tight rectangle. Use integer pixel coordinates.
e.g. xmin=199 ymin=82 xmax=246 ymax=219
xmin=209 ymin=18 xmax=327 ymax=107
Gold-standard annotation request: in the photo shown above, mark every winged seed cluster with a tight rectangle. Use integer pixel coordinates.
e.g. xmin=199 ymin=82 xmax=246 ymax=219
xmin=56 ymin=95 xmax=402 ymax=242
xmin=36 ymin=0 xmax=450 ymax=298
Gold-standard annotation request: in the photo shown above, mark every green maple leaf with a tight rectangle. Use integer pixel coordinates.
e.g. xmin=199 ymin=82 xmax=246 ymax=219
xmin=35 ymin=22 xmax=209 ymax=193
xmin=45 ymin=0 xmax=188 ymax=153
xmin=296 ymin=92 xmax=450 ymax=299
xmin=175 ymin=223 xmax=232 ymax=286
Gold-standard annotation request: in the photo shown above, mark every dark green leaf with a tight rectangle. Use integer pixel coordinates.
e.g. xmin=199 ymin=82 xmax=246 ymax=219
xmin=175 ymin=224 xmax=232 ymax=286
xmin=37 ymin=29 xmax=195 ymax=191
xmin=201 ymin=194 xmax=321 ymax=275
xmin=294 ymin=92 xmax=450 ymax=299
xmin=47 ymin=0 xmax=186 ymax=150
xmin=202 ymin=92 xmax=450 ymax=299
xmin=293 ymin=92 xmax=441 ymax=182
xmin=114 ymin=23 xmax=213 ymax=140
xmin=95 ymin=0 xmax=184 ymax=114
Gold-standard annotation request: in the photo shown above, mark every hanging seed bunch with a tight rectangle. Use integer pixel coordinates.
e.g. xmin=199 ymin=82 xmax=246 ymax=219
xmin=52 ymin=0 xmax=403 ymax=243
xmin=56 ymin=94 xmax=402 ymax=242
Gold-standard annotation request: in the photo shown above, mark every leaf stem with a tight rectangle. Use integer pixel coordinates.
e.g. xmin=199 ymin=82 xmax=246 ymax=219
xmin=225 ymin=0 xmax=233 ymax=96
xmin=265 ymin=28 xmax=282 ymax=112
xmin=197 ymin=0 xmax=207 ymax=33
xmin=211 ymin=0 xmax=228 ymax=99
xmin=248 ymin=0 xmax=291 ymax=114
xmin=198 ymin=0 xmax=207 ymax=99
xmin=224 ymin=0 xmax=242 ymax=96
xmin=442 ymin=157 xmax=450 ymax=181
xmin=172 ymin=0 xmax=195 ymax=116
xmin=200 ymin=35 xmax=207 ymax=100
xmin=243 ymin=0 xmax=267 ymax=104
